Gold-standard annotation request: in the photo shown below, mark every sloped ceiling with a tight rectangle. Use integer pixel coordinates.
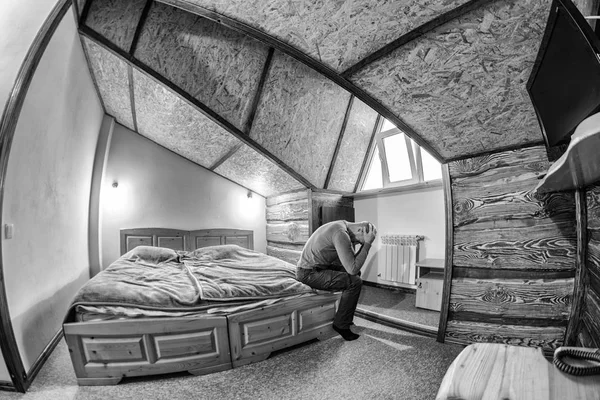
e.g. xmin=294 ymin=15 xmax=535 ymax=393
xmin=76 ymin=0 xmax=579 ymax=197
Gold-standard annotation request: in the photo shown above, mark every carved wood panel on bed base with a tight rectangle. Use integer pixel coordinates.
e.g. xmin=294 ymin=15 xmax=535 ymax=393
xmin=63 ymin=315 xmax=231 ymax=386
xmin=228 ymin=292 xmax=340 ymax=367
xmin=63 ymin=292 xmax=341 ymax=385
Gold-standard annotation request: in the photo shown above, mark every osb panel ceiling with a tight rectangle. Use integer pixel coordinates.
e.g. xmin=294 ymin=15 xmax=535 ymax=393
xmin=85 ymin=0 xmax=146 ymax=52
xmin=349 ymin=0 xmax=549 ymax=160
xmin=79 ymin=0 xmax=570 ymax=195
xmin=134 ymin=2 xmax=271 ymax=131
xmin=249 ymin=51 xmax=351 ymax=188
xmin=132 ymin=69 xmax=241 ymax=169
xmin=172 ymin=0 xmax=473 ymax=72
xmin=214 ymin=145 xmax=305 ymax=197
xmin=82 ymin=37 xmax=135 ymax=131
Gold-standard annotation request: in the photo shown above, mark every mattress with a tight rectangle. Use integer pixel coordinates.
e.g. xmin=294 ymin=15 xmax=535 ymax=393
xmin=69 ymin=244 xmax=318 ymax=321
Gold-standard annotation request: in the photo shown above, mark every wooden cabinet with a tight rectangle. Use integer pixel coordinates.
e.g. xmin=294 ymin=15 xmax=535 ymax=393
xmin=415 ymin=258 xmax=444 ymax=311
xmin=266 ymin=189 xmax=354 ymax=265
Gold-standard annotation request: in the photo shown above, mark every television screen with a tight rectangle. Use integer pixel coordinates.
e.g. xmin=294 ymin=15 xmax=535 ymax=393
xmin=527 ymin=0 xmax=600 ymax=150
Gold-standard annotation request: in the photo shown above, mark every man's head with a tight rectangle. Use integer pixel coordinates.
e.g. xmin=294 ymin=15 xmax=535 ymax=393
xmin=347 ymin=221 xmax=376 ymax=245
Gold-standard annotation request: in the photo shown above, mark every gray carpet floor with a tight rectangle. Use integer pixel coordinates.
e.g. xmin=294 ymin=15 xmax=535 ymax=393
xmin=358 ymin=285 xmax=440 ymax=328
xmin=0 ymin=317 xmax=463 ymax=400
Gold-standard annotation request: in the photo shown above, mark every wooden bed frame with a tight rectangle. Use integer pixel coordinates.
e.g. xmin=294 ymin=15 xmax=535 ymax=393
xmin=63 ymin=228 xmax=340 ymax=385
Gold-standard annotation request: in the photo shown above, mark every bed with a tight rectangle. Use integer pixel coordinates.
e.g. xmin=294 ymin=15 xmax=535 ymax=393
xmin=63 ymin=228 xmax=341 ymax=386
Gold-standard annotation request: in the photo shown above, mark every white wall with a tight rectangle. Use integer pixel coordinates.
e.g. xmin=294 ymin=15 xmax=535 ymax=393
xmin=100 ymin=124 xmax=267 ymax=267
xmin=0 ymin=0 xmax=61 ymax=116
xmin=354 ymin=185 xmax=445 ymax=285
xmin=2 ymin=7 xmax=103 ymax=372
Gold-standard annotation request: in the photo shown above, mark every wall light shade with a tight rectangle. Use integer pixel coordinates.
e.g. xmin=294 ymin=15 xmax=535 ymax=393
xmin=112 ymin=181 xmax=118 ymax=188
xmin=247 ymin=190 xmax=252 ymax=198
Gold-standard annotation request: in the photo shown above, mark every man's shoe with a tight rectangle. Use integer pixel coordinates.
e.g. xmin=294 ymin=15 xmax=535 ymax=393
xmin=333 ymin=324 xmax=359 ymax=341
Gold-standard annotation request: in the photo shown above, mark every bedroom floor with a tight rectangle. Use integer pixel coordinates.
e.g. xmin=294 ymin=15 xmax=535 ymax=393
xmin=0 ymin=317 xmax=463 ymax=400
xmin=357 ymin=284 xmax=440 ymax=328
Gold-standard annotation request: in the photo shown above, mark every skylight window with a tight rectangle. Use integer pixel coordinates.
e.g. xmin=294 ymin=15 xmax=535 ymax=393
xmin=358 ymin=119 xmax=442 ymax=192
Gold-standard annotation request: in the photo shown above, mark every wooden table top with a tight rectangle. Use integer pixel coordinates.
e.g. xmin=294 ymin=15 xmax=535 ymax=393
xmin=436 ymin=343 xmax=600 ymax=400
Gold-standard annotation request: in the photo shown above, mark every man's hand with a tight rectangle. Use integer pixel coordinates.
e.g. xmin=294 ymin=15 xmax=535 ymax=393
xmin=365 ymin=223 xmax=377 ymax=244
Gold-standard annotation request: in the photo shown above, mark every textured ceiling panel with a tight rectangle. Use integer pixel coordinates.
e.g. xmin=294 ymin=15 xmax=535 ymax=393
xmin=85 ymin=0 xmax=147 ymax=52
xmin=82 ymin=37 xmax=135 ymax=131
xmin=349 ymin=0 xmax=549 ymax=161
xmin=250 ymin=51 xmax=351 ymax=188
xmin=168 ymin=0 xmax=472 ymax=72
xmin=132 ymin=69 xmax=241 ymax=168
xmin=328 ymin=98 xmax=379 ymax=192
xmin=134 ymin=1 xmax=270 ymax=131
xmin=214 ymin=145 xmax=305 ymax=198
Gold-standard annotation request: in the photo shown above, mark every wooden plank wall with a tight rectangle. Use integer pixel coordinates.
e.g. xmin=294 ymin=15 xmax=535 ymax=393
xmin=579 ymin=184 xmax=600 ymax=347
xmin=445 ymin=146 xmax=577 ymax=354
xmin=266 ymin=189 xmax=354 ymax=265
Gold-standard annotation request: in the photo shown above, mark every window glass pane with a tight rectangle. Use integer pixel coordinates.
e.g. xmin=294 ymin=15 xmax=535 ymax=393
xmin=381 ymin=119 xmax=396 ymax=132
xmin=362 ymin=147 xmax=383 ymax=190
xmin=383 ymin=134 xmax=413 ymax=182
xmin=422 ymin=148 xmax=442 ymax=181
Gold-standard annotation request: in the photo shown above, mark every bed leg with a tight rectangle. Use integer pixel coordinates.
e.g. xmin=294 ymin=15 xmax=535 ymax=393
xmin=77 ymin=376 xmax=122 ymax=386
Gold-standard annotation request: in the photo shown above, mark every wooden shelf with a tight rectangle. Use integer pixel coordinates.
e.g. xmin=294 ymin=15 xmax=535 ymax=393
xmin=416 ymin=258 xmax=445 ymax=277
xmin=535 ymin=112 xmax=600 ymax=193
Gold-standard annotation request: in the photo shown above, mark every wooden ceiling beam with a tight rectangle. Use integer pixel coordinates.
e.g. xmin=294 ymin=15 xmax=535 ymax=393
xmin=324 ymin=95 xmax=355 ymax=189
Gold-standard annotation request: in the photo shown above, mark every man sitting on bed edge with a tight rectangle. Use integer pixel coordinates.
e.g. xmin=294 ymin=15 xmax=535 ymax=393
xmin=296 ymin=220 xmax=377 ymax=341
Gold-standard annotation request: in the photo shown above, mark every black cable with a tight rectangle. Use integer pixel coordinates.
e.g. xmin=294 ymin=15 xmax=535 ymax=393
xmin=553 ymin=347 xmax=600 ymax=376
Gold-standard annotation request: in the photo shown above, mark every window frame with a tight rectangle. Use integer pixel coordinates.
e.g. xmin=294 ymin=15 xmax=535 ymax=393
xmin=357 ymin=123 xmax=441 ymax=193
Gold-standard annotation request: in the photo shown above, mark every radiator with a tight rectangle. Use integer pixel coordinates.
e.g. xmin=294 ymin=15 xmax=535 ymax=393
xmin=379 ymin=235 xmax=423 ymax=285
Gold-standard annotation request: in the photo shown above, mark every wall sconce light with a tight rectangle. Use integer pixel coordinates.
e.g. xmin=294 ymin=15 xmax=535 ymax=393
xmin=112 ymin=181 xmax=119 ymax=188
xmin=247 ymin=190 xmax=253 ymax=199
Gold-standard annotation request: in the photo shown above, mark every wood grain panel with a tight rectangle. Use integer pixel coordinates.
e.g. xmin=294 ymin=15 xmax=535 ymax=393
xmin=327 ymin=98 xmax=379 ymax=192
xmin=298 ymin=302 xmax=337 ymax=332
xmin=453 ymin=189 xmax=576 ymax=230
xmin=126 ymin=236 xmax=152 ymax=252
xmin=249 ymin=51 xmax=351 ymax=187
xmin=445 ymin=145 xmax=577 ymax=349
xmin=451 ymin=146 xmax=577 ymax=271
xmin=577 ymin=320 xmax=596 ymax=348
xmin=449 ymin=278 xmax=572 ymax=321
xmin=134 ymin=2 xmax=270 ymax=130
xmin=214 ymin=144 xmax=304 ymax=198
xmin=444 ymin=320 xmax=565 ymax=352
xmin=154 ymin=330 xmax=216 ymax=360
xmin=82 ymin=37 xmax=135 ymax=130
xmin=171 ymin=0 xmax=471 ymax=72
xmin=448 ymin=147 xmax=550 ymax=179
xmin=82 ymin=337 xmax=145 ymax=363
xmin=266 ymin=190 xmax=309 ymax=207
xmin=266 ymin=199 xmax=309 ymax=222
xmin=586 ymin=184 xmax=600 ymax=230
xmin=348 ymin=0 xmax=550 ymax=160
xmin=84 ymin=0 xmax=146 ymax=51
xmin=266 ymin=222 xmax=310 ymax=245
xmin=156 ymin=236 xmax=185 ymax=251
xmin=132 ymin=68 xmax=241 ymax=168
xmin=453 ymin=222 xmax=576 ymax=270
xmin=581 ymin=282 xmax=600 ymax=347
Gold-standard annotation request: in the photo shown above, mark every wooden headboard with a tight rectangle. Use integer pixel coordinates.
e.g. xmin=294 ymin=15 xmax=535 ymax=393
xmin=120 ymin=228 xmax=254 ymax=255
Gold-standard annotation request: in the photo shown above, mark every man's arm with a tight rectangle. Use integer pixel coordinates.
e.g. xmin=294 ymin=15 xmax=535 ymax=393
xmin=332 ymin=231 xmax=372 ymax=275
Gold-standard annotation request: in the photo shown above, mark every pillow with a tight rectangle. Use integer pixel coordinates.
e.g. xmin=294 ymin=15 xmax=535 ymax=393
xmin=122 ymin=245 xmax=180 ymax=264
